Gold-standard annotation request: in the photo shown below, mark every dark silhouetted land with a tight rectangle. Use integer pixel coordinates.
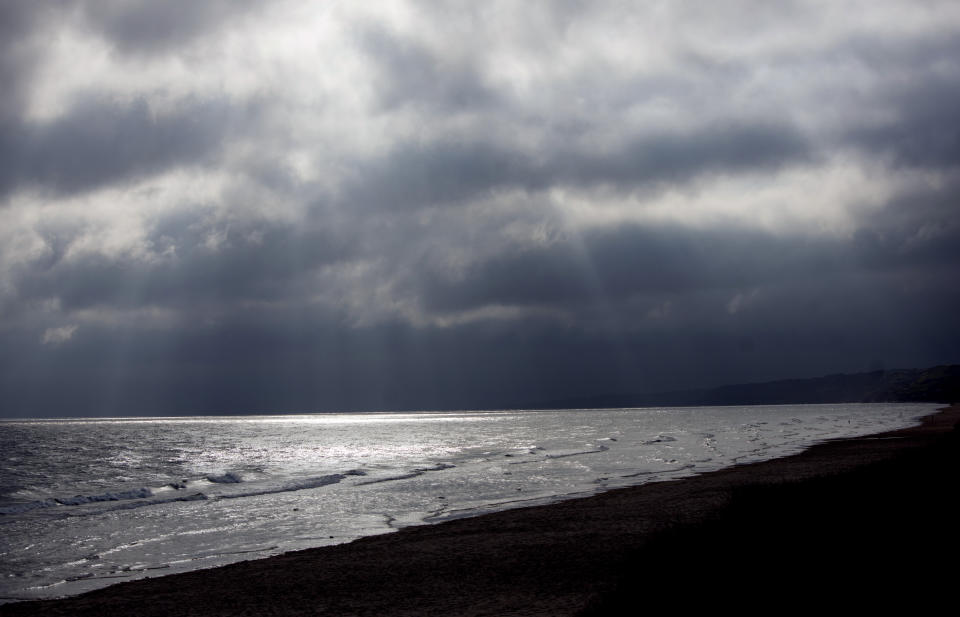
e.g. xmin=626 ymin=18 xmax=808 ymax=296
xmin=532 ymin=364 xmax=960 ymax=409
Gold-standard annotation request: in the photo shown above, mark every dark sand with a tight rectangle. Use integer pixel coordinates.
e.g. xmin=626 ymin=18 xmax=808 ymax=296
xmin=3 ymin=404 xmax=958 ymax=616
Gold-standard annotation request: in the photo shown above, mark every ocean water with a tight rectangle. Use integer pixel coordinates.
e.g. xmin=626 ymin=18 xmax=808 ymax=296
xmin=0 ymin=403 xmax=939 ymax=602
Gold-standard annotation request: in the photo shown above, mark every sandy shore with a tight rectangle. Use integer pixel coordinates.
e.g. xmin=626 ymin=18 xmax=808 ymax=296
xmin=3 ymin=404 xmax=958 ymax=616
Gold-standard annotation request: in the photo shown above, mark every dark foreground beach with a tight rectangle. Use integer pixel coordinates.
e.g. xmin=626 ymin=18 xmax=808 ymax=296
xmin=4 ymin=404 xmax=958 ymax=617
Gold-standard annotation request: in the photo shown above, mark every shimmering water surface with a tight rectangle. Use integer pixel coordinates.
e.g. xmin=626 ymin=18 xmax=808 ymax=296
xmin=0 ymin=403 xmax=938 ymax=602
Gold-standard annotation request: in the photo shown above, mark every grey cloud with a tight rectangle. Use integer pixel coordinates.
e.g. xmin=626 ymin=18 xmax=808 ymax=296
xmin=827 ymin=29 xmax=960 ymax=77
xmin=78 ymin=0 xmax=263 ymax=55
xmin=563 ymin=122 xmax=812 ymax=186
xmin=358 ymin=24 xmax=501 ymax=112
xmin=344 ymin=141 xmax=538 ymax=211
xmin=346 ymin=121 xmax=811 ymax=211
xmin=0 ymin=1 xmax=262 ymax=58
xmin=824 ymin=32 xmax=960 ymax=169
xmin=12 ymin=215 xmax=355 ymax=316
xmin=749 ymin=30 xmax=960 ymax=169
xmin=417 ymin=225 xmax=829 ymax=314
xmin=0 ymin=0 xmax=258 ymax=124
xmin=0 ymin=96 xmax=238 ymax=199
xmin=418 ymin=186 xmax=960 ymax=317
xmin=0 ymin=1 xmax=57 ymax=121
xmin=850 ymin=177 xmax=960 ymax=270
xmin=845 ymin=74 xmax=960 ymax=170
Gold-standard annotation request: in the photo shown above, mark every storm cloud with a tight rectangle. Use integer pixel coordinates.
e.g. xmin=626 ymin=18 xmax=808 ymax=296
xmin=1 ymin=0 xmax=958 ymax=417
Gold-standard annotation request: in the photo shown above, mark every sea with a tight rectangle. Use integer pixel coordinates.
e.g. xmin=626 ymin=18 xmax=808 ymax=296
xmin=0 ymin=402 xmax=940 ymax=603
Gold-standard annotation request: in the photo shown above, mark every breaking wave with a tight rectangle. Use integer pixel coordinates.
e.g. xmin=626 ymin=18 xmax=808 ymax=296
xmin=206 ymin=472 xmax=244 ymax=484
xmin=218 ymin=470 xmax=367 ymax=499
xmin=0 ymin=488 xmax=155 ymax=515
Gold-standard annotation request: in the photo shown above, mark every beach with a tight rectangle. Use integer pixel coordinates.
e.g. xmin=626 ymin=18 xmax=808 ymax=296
xmin=3 ymin=403 xmax=957 ymax=616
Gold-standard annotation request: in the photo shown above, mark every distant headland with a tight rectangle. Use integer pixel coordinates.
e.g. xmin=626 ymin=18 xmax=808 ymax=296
xmin=527 ymin=365 xmax=960 ymax=410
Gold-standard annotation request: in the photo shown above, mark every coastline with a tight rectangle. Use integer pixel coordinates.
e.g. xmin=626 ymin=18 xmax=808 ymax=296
xmin=3 ymin=403 xmax=957 ymax=616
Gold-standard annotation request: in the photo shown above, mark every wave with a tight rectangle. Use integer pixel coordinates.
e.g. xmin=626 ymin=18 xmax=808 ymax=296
xmin=355 ymin=463 xmax=455 ymax=486
xmin=545 ymin=444 xmax=610 ymax=459
xmin=0 ymin=488 xmax=154 ymax=515
xmin=505 ymin=443 xmax=611 ymax=466
xmin=55 ymin=487 xmax=153 ymax=506
xmin=97 ymin=492 xmax=209 ymax=514
xmin=0 ymin=499 xmax=59 ymax=515
xmin=642 ymin=435 xmax=677 ymax=445
xmin=620 ymin=462 xmax=696 ymax=478
xmin=206 ymin=472 xmax=244 ymax=484
xmin=0 ymin=488 xmax=206 ymax=516
xmin=217 ymin=470 xmax=367 ymax=500
xmin=1 ymin=468 xmax=371 ymax=517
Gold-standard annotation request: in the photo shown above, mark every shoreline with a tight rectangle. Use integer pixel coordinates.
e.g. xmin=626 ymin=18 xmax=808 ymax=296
xmin=3 ymin=403 xmax=957 ymax=616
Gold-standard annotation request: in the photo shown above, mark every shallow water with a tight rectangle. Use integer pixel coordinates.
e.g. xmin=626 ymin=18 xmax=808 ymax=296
xmin=0 ymin=403 xmax=938 ymax=602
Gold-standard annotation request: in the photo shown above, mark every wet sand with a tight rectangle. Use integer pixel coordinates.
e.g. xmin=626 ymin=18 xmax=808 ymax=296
xmin=3 ymin=404 xmax=957 ymax=616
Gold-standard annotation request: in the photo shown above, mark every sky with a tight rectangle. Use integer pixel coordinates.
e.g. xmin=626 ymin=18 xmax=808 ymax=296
xmin=1 ymin=1 xmax=959 ymax=417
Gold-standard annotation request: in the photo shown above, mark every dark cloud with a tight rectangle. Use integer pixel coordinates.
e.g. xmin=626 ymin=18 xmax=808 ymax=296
xmin=344 ymin=141 xmax=536 ymax=211
xmin=563 ymin=121 xmax=813 ymax=186
xmin=6 ymin=178 xmax=957 ymax=417
xmin=846 ymin=74 xmax=960 ymax=170
xmin=3 ymin=266 xmax=958 ymax=417
xmin=0 ymin=96 xmax=238 ymax=199
xmin=416 ymin=224 xmax=827 ymax=313
xmin=2 ymin=2 xmax=959 ymax=417
xmin=416 ymin=186 xmax=960 ymax=319
xmin=10 ymin=215 xmax=355 ymax=317
xmin=849 ymin=177 xmax=960 ymax=271
xmin=345 ymin=121 xmax=811 ymax=211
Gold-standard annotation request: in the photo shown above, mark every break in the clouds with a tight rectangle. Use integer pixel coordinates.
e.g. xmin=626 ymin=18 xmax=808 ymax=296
xmin=1 ymin=0 xmax=959 ymax=416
